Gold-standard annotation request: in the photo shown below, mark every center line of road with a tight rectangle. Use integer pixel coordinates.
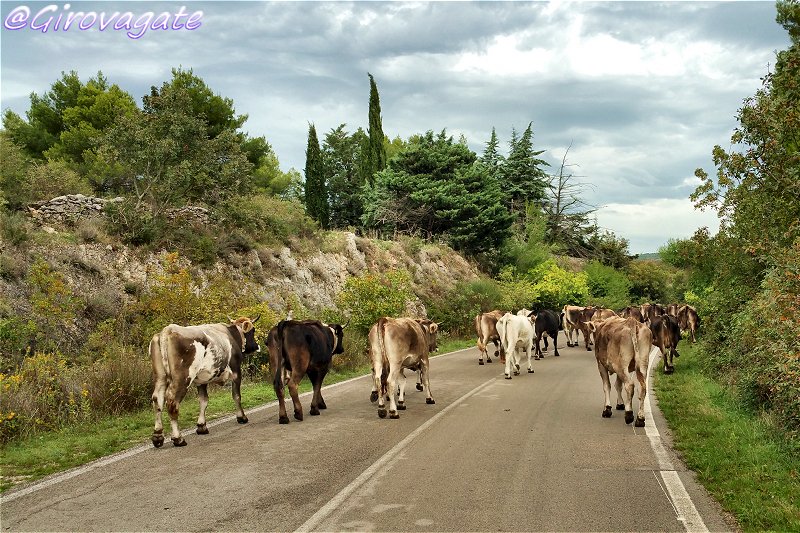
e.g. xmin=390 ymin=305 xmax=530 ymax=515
xmin=645 ymin=346 xmax=709 ymax=533
xmin=293 ymin=375 xmax=498 ymax=533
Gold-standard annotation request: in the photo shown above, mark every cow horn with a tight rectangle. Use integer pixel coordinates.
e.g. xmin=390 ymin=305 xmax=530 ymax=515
xmin=341 ymin=319 xmax=351 ymax=329
xmin=252 ymin=314 xmax=261 ymax=324
xmin=226 ymin=314 xmax=234 ymax=323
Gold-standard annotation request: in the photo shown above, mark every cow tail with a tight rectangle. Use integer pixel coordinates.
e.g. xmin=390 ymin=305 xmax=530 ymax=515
xmin=629 ymin=322 xmax=642 ymax=374
xmin=377 ymin=318 xmax=389 ymax=396
xmin=273 ymin=320 xmax=286 ymax=392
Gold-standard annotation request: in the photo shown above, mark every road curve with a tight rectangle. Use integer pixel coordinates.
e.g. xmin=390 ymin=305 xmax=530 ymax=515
xmin=1 ymin=342 xmax=733 ymax=532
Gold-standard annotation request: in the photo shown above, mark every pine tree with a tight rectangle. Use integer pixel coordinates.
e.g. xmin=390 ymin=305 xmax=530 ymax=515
xmin=304 ymin=123 xmax=328 ymax=228
xmin=366 ymin=73 xmax=387 ymax=185
xmin=500 ymin=122 xmax=549 ymax=217
xmin=481 ymin=127 xmax=504 ymax=181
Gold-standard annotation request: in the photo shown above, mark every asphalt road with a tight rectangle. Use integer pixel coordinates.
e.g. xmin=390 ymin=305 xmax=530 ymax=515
xmin=1 ymin=342 xmax=734 ymax=532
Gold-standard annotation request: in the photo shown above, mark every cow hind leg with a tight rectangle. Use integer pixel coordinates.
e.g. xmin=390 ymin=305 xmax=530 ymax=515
xmin=622 ymin=376 xmax=635 ymax=424
xmin=165 ymin=381 xmax=189 ymax=446
xmin=386 ymin=366 xmax=402 ymax=419
xmin=614 ymin=375 xmax=625 ymax=411
xmin=397 ymin=369 xmax=408 ymax=410
xmin=196 ymin=384 xmax=210 ymax=435
xmin=288 ymin=368 xmax=305 ymax=421
xmin=151 ymin=376 xmax=167 ymax=448
xmin=634 ymin=363 xmax=648 ymax=427
xmin=597 ymin=363 xmax=613 ymax=418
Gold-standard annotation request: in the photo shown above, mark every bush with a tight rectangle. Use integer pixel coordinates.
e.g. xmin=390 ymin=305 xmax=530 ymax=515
xmin=335 ymin=270 xmax=414 ymax=334
xmin=528 ymin=259 xmax=589 ymax=310
xmin=0 ymin=211 xmax=31 ymax=247
xmin=26 ymin=160 xmax=93 ymax=203
xmin=425 ymin=278 xmax=503 ymax=337
xmin=217 ymin=195 xmax=317 ymax=247
xmin=583 ymin=260 xmax=631 ymax=310
xmin=626 ymin=259 xmax=670 ymax=303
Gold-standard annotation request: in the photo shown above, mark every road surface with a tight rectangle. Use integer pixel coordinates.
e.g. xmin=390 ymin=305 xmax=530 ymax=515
xmin=1 ymin=342 xmax=733 ymax=532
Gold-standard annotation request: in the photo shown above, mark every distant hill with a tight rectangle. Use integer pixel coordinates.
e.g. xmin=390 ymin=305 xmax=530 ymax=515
xmin=636 ymin=253 xmax=661 ymax=260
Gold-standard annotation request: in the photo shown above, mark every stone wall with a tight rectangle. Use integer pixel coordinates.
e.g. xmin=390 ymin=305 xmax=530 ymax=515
xmin=28 ymin=194 xmax=123 ymax=224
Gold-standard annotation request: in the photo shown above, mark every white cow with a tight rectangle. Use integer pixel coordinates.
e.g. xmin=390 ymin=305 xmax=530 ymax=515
xmin=496 ymin=313 xmax=536 ymax=379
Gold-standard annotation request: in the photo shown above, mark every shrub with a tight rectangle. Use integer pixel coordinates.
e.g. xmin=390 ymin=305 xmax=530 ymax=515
xmin=0 ymin=315 xmax=37 ymax=372
xmin=83 ymin=347 xmax=151 ymax=415
xmin=335 ymin=270 xmax=414 ymax=334
xmin=217 ymin=195 xmax=317 ymax=247
xmin=528 ymin=259 xmax=589 ymax=310
xmin=425 ymin=278 xmax=503 ymax=337
xmin=626 ymin=260 xmax=669 ymax=303
xmin=0 ymin=250 xmax=28 ymax=281
xmin=26 ymin=160 xmax=92 ymax=203
xmin=0 ymin=211 xmax=31 ymax=247
xmin=583 ymin=260 xmax=631 ymax=310
xmin=83 ymin=286 xmax=122 ymax=323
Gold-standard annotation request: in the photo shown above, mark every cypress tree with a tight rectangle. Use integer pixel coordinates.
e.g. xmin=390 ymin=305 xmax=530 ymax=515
xmin=481 ymin=127 xmax=504 ymax=181
xmin=366 ymin=73 xmax=387 ymax=185
xmin=304 ymin=123 xmax=329 ymax=228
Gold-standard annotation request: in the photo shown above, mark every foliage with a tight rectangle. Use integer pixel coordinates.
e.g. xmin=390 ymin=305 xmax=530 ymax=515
xmin=625 ymin=260 xmax=670 ymax=304
xmin=304 ymin=123 xmax=329 ymax=228
xmin=27 ymin=258 xmax=79 ymax=352
xmin=217 ymin=194 xmax=317 ymax=247
xmin=0 ymin=134 xmax=31 ymax=210
xmin=0 ymin=315 xmax=38 ymax=372
xmin=426 ymin=279 xmax=504 ymax=337
xmin=335 ymin=270 xmax=414 ymax=334
xmin=362 ymin=130 xmax=513 ymax=257
xmin=583 ymin=260 xmax=631 ymax=309
xmin=2 ymin=71 xmax=137 ymax=172
xmin=586 ymin=229 xmax=634 ymax=269
xmin=366 ymin=73 xmax=387 ymax=184
xmin=480 ymin=127 xmax=504 ymax=181
xmin=499 ymin=122 xmax=549 ymax=218
xmin=324 ymin=125 xmax=367 ymax=229
xmin=98 ymin=82 xmax=252 ymax=213
xmin=496 ymin=260 xmax=589 ymax=312
xmin=503 ymin=206 xmax=552 ymax=274
xmin=0 ymin=210 xmax=32 ymax=247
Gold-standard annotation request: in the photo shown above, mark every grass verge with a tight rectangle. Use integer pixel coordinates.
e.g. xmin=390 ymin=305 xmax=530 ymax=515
xmin=655 ymin=342 xmax=800 ymax=532
xmin=0 ymin=341 xmax=474 ymax=494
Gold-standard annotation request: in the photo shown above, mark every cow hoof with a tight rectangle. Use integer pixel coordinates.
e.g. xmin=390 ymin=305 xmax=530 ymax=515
xmin=319 ymin=400 xmax=327 ymax=410
xmin=378 ymin=408 xmax=387 ymax=418
xmin=236 ymin=416 xmax=248 ymax=424
xmin=635 ymin=416 xmax=646 ymax=427
xmin=294 ymin=411 xmax=303 ymax=421
xmin=586 ymin=347 xmax=592 ymax=351
xmin=478 ymin=360 xmax=484 ymax=365
xmin=486 ymin=358 xmax=492 ymax=363
xmin=515 ymin=364 xmax=520 ymax=371
xmin=196 ymin=424 xmax=209 ymax=435
xmin=416 ymin=383 xmax=423 ymax=391
xmin=554 ymin=352 xmax=560 ymax=357
xmin=505 ymin=375 xmax=512 ymax=380
xmin=602 ymin=407 xmax=612 ymax=418
xmin=534 ymin=356 xmax=540 ymax=360
xmin=279 ymin=415 xmax=290 ymax=424
xmin=389 ymin=411 xmax=400 ymax=419
xmin=625 ymin=411 xmax=635 ymax=424
xmin=397 ymin=403 xmax=406 ymax=410
xmin=310 ymin=407 xmax=320 ymax=416
xmin=171 ymin=437 xmax=187 ymax=447
xmin=528 ymin=369 xmax=534 ymax=373
xmin=426 ymin=398 xmax=435 ymax=405
xmin=616 ymin=404 xmax=625 ymax=411
xmin=370 ymin=391 xmax=379 ymax=402
xmin=152 ymin=434 xmax=164 ymax=448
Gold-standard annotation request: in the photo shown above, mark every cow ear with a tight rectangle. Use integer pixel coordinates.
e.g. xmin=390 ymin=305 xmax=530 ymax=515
xmin=241 ymin=321 xmax=253 ymax=333
xmin=429 ymin=323 xmax=438 ymax=334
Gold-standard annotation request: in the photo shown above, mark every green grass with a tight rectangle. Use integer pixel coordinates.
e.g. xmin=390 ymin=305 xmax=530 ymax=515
xmin=0 ymin=343 xmax=473 ymax=494
xmin=655 ymin=342 xmax=800 ymax=532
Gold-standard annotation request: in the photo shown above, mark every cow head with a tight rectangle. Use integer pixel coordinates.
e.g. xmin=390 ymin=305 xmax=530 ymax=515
xmin=329 ymin=323 xmax=345 ymax=355
xmin=231 ymin=316 xmax=260 ymax=354
xmin=417 ymin=319 xmax=439 ymax=352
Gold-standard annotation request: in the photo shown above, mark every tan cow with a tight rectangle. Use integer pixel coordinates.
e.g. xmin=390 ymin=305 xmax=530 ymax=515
xmin=588 ymin=317 xmax=651 ymax=427
xmin=475 ymin=310 xmax=505 ymax=365
xmin=369 ymin=317 xmax=438 ymax=419
xmin=561 ymin=305 xmax=587 ymax=347
xmin=150 ymin=316 xmax=260 ymax=447
xmin=677 ymin=305 xmax=699 ymax=343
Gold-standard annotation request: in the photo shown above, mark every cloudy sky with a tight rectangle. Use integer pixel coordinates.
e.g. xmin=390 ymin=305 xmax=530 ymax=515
xmin=0 ymin=1 xmax=791 ymax=253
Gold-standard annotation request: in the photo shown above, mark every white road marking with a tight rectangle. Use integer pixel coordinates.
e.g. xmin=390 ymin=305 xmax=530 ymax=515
xmin=293 ymin=377 xmax=498 ymax=533
xmin=0 ymin=346 xmax=475 ymax=504
xmin=644 ymin=346 xmax=709 ymax=533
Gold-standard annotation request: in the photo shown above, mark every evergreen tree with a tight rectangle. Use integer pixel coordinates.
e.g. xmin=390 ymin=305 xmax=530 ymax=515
xmin=500 ymin=122 xmax=549 ymax=217
xmin=304 ymin=123 xmax=328 ymax=228
xmin=481 ymin=127 xmax=504 ymax=181
xmin=366 ymin=73 xmax=387 ymax=185
xmin=323 ymin=124 xmax=366 ymax=228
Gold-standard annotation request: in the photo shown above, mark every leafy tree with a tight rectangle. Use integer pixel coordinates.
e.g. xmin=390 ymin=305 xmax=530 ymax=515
xmin=323 ymin=124 xmax=366 ymax=228
xmin=584 ymin=260 xmax=632 ymax=309
xmin=500 ymin=122 xmax=549 ymax=217
xmin=0 ymin=134 xmax=31 ymax=209
xmin=2 ymin=71 xmax=137 ymax=178
xmin=304 ymin=123 xmax=328 ymax=228
xmin=586 ymin=228 xmax=634 ymax=269
xmin=98 ymin=82 xmax=251 ymax=213
xmin=362 ymin=130 xmax=513 ymax=257
xmin=365 ymin=73 xmax=387 ymax=184
xmin=165 ymin=68 xmax=247 ymax=139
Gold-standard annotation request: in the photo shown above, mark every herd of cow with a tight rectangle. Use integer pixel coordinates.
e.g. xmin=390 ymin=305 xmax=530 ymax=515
xmin=147 ymin=302 xmax=698 ymax=448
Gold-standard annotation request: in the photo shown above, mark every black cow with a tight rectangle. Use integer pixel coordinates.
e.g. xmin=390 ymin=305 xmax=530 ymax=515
xmin=267 ymin=319 xmax=344 ymax=424
xmin=529 ymin=309 xmax=561 ymax=359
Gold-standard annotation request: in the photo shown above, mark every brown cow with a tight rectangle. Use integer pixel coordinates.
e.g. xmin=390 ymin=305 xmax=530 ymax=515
xmin=150 ymin=316 xmax=260 ymax=447
xmin=267 ymin=319 xmax=345 ymax=424
xmin=475 ymin=310 xmax=505 ymax=365
xmin=561 ymin=305 xmax=587 ymax=347
xmin=588 ymin=317 xmax=651 ymax=427
xmin=677 ymin=305 xmax=699 ymax=343
xmin=620 ymin=306 xmax=645 ymax=323
xmin=640 ymin=303 xmax=665 ymax=325
xmin=650 ymin=314 xmax=681 ymax=374
xmin=370 ymin=317 xmax=437 ymax=419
